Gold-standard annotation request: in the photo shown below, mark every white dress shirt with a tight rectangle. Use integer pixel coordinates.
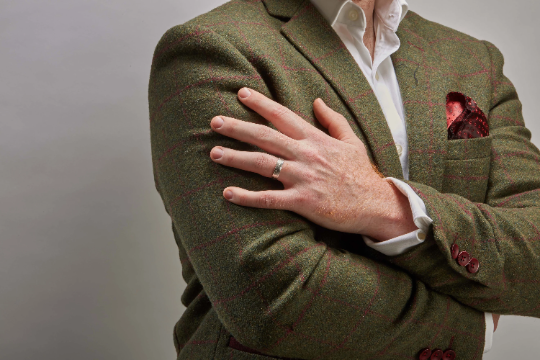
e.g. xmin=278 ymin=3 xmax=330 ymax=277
xmin=309 ymin=0 xmax=493 ymax=352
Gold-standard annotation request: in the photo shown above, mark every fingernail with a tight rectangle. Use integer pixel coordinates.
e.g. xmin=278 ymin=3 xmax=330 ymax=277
xmin=238 ymin=88 xmax=251 ymax=99
xmin=212 ymin=117 xmax=224 ymax=129
xmin=224 ymin=189 xmax=233 ymax=200
xmin=317 ymin=98 xmax=327 ymax=106
xmin=211 ymin=147 xmax=223 ymax=160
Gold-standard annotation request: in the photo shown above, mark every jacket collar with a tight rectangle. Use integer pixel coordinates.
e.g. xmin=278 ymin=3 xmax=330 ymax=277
xmin=267 ymin=1 xmax=451 ymax=188
xmin=310 ymin=0 xmax=409 ymax=30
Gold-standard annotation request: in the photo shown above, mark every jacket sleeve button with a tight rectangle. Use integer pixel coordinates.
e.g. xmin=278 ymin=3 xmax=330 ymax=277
xmin=443 ymin=349 xmax=456 ymax=360
xmin=451 ymin=244 xmax=460 ymax=259
xmin=467 ymin=258 xmax=480 ymax=273
xmin=457 ymin=251 xmax=471 ymax=266
xmin=431 ymin=349 xmax=443 ymax=360
xmin=419 ymin=348 xmax=432 ymax=360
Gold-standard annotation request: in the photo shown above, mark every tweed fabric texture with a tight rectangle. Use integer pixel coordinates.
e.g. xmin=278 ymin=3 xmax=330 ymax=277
xmin=149 ymin=0 xmax=539 ymax=358
xmin=380 ymin=21 xmax=540 ymax=317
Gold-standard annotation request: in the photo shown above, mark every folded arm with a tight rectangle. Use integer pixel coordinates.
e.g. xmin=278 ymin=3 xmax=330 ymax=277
xmin=379 ymin=41 xmax=540 ymax=316
xmin=150 ymin=24 xmax=486 ymax=359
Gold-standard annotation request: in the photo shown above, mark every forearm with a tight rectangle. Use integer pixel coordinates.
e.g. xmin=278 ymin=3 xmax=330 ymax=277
xmin=364 ymin=147 xmax=540 ymax=316
xmin=387 ymin=180 xmax=540 ymax=315
xmin=217 ymin=240 xmax=488 ymax=359
xmin=168 ymin=184 xmax=488 ymax=359
xmin=360 ymin=41 xmax=540 ymax=316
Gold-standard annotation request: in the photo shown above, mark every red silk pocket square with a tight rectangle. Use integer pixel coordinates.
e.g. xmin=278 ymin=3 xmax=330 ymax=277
xmin=446 ymin=92 xmax=489 ymax=140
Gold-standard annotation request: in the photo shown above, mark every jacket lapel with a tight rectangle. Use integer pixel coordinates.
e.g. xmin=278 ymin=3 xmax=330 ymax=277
xmin=392 ymin=14 xmax=451 ymax=191
xmin=269 ymin=0 xmax=404 ymax=179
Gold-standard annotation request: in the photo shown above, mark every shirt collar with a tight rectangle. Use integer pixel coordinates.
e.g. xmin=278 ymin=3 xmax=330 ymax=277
xmin=310 ymin=0 xmax=409 ymax=31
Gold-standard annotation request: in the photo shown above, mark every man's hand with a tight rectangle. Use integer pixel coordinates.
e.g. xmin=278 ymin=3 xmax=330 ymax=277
xmin=209 ymin=88 xmax=417 ymax=240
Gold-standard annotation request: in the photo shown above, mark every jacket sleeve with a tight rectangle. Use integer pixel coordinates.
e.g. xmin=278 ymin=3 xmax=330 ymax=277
xmin=383 ymin=41 xmax=540 ymax=317
xmin=149 ymin=24 xmax=487 ymax=359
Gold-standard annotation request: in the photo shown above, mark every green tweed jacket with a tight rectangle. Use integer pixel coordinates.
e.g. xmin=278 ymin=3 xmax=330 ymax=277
xmin=148 ymin=0 xmax=540 ymax=359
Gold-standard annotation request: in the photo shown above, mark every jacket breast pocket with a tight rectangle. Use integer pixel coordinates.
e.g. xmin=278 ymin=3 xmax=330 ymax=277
xmin=442 ymin=136 xmax=492 ymax=203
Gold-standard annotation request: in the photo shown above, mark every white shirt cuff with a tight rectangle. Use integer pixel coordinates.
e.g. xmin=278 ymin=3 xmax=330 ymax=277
xmin=363 ymin=229 xmax=427 ymax=256
xmin=484 ymin=312 xmax=494 ymax=353
xmin=364 ymin=180 xmax=494 ymax=352
xmin=387 ymin=177 xmax=433 ymax=232
xmin=362 ymin=178 xmax=433 ymax=256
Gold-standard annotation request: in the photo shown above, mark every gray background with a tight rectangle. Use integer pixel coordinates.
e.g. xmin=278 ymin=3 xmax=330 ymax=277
xmin=1 ymin=0 xmax=539 ymax=359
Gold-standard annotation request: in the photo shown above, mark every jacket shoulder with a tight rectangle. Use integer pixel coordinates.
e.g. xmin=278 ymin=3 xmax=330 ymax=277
xmin=403 ymin=11 xmax=492 ymax=55
xmin=151 ymin=0 xmax=281 ymax=66
xmin=183 ymin=0 xmax=268 ymax=27
xmin=155 ymin=0 xmax=272 ymax=46
xmin=404 ymin=11 xmax=481 ymax=43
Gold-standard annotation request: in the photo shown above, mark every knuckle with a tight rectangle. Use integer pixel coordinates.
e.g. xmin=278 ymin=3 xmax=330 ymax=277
xmin=237 ymin=192 xmax=249 ymax=204
xmin=288 ymin=140 xmax=302 ymax=155
xmin=258 ymin=195 xmax=274 ymax=208
xmin=303 ymin=148 xmax=317 ymax=159
xmin=255 ymin=154 xmax=270 ymax=170
xmin=301 ymin=147 xmax=322 ymax=163
xmin=293 ymin=191 xmax=308 ymax=208
xmin=302 ymin=169 xmax=317 ymax=183
xmin=223 ymin=149 xmax=234 ymax=164
xmin=270 ymin=105 xmax=289 ymax=119
xmin=225 ymin=119 xmax=236 ymax=132
xmin=256 ymin=125 xmax=272 ymax=140
xmin=298 ymin=165 xmax=321 ymax=185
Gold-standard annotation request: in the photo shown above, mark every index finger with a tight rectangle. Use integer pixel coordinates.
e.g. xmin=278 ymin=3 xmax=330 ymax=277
xmin=237 ymin=87 xmax=310 ymax=140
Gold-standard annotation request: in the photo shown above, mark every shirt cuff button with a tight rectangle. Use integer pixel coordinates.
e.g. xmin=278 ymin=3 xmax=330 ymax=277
xmin=348 ymin=10 xmax=359 ymax=21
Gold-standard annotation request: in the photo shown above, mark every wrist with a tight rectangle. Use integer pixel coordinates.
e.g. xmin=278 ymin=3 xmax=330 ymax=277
xmin=361 ymin=179 xmax=418 ymax=241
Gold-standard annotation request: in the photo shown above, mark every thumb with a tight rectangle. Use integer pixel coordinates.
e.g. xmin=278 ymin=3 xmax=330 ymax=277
xmin=313 ymin=98 xmax=360 ymax=145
